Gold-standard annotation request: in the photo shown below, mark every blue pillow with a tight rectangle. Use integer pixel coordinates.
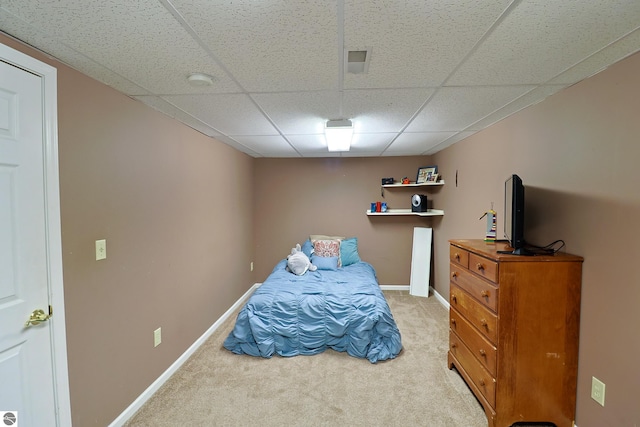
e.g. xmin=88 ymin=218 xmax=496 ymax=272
xmin=301 ymin=239 xmax=314 ymax=258
xmin=340 ymin=237 xmax=361 ymax=266
xmin=311 ymin=255 xmax=339 ymax=271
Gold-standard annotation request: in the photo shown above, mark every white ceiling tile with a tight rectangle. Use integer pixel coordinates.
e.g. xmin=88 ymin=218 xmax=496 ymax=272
xmin=254 ymin=88 xmax=435 ymax=136
xmin=0 ymin=0 xmax=241 ymax=94
xmin=170 ymin=0 xmax=339 ymax=92
xmin=339 ymin=150 xmax=383 ymax=157
xmin=406 ymin=86 xmax=535 ymax=132
xmin=286 ymin=133 xmax=394 ymax=157
xmin=386 ymin=132 xmax=457 ymax=155
xmin=2 ymin=0 xmax=639 ymax=158
xmin=351 ymin=133 xmax=397 ymax=152
xmin=163 ymin=94 xmax=278 ymax=136
xmin=134 ymin=96 xmax=263 ymax=156
xmin=232 ymin=135 xmax=300 ymax=158
xmin=423 ymin=131 xmax=476 ymax=155
xmin=287 ymin=134 xmax=332 ymax=155
xmin=467 ymin=85 xmax=568 ymax=131
xmin=448 ymin=0 xmax=640 ymax=85
xmin=548 ymin=28 xmax=640 ymax=85
xmin=344 ymin=88 xmax=435 ymax=132
xmin=305 ymin=152 xmax=347 ymax=158
xmin=0 ymin=9 xmax=152 ymax=95
xmin=252 ymin=92 xmax=341 ymax=135
xmin=343 ymin=0 xmax=513 ymax=88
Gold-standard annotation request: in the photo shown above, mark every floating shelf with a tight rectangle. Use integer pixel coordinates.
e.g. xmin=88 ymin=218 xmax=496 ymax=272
xmin=366 ymin=208 xmax=444 ymax=217
xmin=382 ymin=180 xmax=444 ymax=188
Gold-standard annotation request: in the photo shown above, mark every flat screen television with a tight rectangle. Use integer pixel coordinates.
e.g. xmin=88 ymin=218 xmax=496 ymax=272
xmin=502 ymin=174 xmax=529 ymax=255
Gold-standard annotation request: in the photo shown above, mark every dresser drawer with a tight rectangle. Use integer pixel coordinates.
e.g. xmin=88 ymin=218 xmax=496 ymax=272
xmin=450 ymin=308 xmax=497 ymax=376
xmin=450 ymin=283 xmax=498 ymax=344
xmin=469 ymin=253 xmax=498 ymax=283
xmin=449 ymin=331 xmax=496 ymax=408
xmin=450 ymin=246 xmax=469 ymax=269
xmin=450 ymin=263 xmax=499 ymax=312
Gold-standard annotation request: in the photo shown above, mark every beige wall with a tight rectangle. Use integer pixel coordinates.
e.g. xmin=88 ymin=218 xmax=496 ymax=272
xmin=1 ymin=35 xmax=255 ymax=425
xmin=431 ymin=52 xmax=640 ymax=426
xmin=253 ymin=157 xmax=439 ymax=284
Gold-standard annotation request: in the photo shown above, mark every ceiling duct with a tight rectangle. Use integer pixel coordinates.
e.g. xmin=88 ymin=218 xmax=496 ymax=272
xmin=346 ymin=48 xmax=371 ymax=74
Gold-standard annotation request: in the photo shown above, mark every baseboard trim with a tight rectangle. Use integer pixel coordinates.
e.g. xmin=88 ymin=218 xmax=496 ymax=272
xmin=431 ymin=286 xmax=450 ymax=309
xmin=108 ymin=283 xmax=261 ymax=426
xmin=379 ymin=285 xmax=409 ymax=291
xmin=380 ymin=284 xmax=449 ymax=310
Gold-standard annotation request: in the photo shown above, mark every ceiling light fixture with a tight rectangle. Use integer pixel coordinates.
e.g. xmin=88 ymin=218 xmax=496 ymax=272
xmin=325 ymin=119 xmax=353 ymax=152
xmin=187 ymin=73 xmax=214 ymax=87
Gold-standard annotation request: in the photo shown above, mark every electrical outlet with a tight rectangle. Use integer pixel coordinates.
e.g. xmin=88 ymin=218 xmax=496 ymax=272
xmin=591 ymin=376 xmax=605 ymax=406
xmin=95 ymin=239 xmax=106 ymax=260
xmin=154 ymin=328 xmax=162 ymax=347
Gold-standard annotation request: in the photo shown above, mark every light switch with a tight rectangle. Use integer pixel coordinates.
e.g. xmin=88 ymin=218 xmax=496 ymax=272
xmin=95 ymin=239 xmax=106 ymax=260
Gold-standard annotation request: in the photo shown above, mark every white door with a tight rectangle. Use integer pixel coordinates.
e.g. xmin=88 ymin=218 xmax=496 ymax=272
xmin=0 ymin=45 xmax=70 ymax=426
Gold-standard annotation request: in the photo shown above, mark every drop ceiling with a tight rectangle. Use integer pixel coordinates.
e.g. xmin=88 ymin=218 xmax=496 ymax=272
xmin=1 ymin=0 xmax=639 ymax=158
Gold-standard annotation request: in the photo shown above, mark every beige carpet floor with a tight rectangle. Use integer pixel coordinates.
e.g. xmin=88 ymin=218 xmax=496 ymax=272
xmin=125 ymin=290 xmax=489 ymax=427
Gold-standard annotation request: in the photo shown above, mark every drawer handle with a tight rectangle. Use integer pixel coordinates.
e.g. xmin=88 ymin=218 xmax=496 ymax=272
xmin=479 ymin=379 xmax=486 ymax=387
xmin=454 ymin=253 xmax=460 ymax=261
xmin=476 ymin=263 xmax=485 ymax=271
xmin=452 ymin=271 xmax=458 ymax=279
xmin=451 ymin=294 xmax=457 ymax=303
xmin=481 ymin=290 xmax=489 ymax=298
xmin=480 ymin=319 xmax=488 ymax=328
xmin=451 ymin=343 xmax=458 ymax=349
xmin=479 ymin=349 xmax=486 ymax=357
xmin=451 ymin=319 xmax=456 ymax=327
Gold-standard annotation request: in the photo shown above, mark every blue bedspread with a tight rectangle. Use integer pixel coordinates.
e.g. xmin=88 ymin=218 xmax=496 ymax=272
xmin=223 ymin=260 xmax=402 ymax=363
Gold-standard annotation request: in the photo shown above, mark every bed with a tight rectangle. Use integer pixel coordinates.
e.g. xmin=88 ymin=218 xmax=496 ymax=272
xmin=223 ymin=238 xmax=402 ymax=363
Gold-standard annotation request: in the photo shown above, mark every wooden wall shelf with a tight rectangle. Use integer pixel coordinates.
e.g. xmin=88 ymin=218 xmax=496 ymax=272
xmin=366 ymin=208 xmax=444 ymax=217
xmin=382 ymin=180 xmax=444 ymax=188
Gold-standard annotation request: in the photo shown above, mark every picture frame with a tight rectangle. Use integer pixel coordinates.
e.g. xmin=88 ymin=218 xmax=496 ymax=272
xmin=416 ymin=165 xmax=438 ymax=184
xmin=426 ymin=173 xmax=439 ymax=183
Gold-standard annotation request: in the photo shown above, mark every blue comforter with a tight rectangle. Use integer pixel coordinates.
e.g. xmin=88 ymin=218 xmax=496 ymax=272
xmin=223 ymin=260 xmax=402 ymax=363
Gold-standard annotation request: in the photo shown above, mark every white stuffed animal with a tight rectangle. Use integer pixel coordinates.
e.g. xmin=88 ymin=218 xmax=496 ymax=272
xmin=286 ymin=243 xmax=317 ymax=275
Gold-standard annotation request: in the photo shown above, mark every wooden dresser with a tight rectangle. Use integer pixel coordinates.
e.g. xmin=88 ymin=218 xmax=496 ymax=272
xmin=448 ymin=239 xmax=583 ymax=427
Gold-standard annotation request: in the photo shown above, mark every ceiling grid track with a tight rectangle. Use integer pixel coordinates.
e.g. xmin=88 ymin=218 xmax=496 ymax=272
xmin=2 ymin=0 xmax=638 ymax=157
xmin=159 ymin=0 xmax=303 ymax=157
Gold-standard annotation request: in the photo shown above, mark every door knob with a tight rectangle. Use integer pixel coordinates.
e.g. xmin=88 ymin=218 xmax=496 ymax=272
xmin=25 ymin=308 xmax=51 ymax=327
